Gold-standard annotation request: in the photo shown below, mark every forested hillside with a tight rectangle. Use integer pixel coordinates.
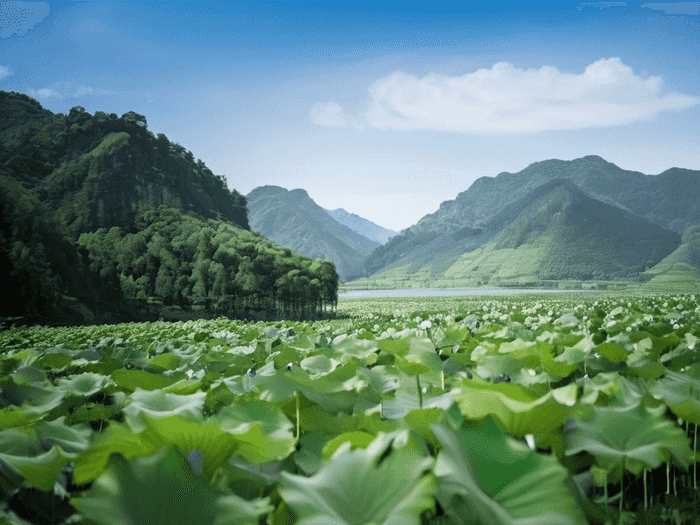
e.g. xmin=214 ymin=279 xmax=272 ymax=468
xmin=1 ymin=91 xmax=339 ymax=324
xmin=0 ymin=91 xmax=248 ymax=235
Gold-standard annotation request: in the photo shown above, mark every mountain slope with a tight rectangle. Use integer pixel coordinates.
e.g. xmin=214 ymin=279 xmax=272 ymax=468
xmin=325 ymin=208 xmax=398 ymax=244
xmin=246 ymin=186 xmax=380 ymax=281
xmin=0 ymin=90 xmax=249 ymax=235
xmin=354 ymin=179 xmax=681 ymax=288
xmin=361 ymin=155 xmax=698 ymax=283
xmin=641 ymin=224 xmax=700 ymax=291
xmin=0 ymin=91 xmax=340 ymax=323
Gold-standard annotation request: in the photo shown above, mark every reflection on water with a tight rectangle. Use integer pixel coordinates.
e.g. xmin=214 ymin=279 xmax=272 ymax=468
xmin=339 ymin=288 xmax=591 ymax=299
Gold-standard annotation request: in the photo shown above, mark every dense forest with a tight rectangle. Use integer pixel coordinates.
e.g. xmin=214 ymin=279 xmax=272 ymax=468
xmin=1 ymin=91 xmax=339 ymax=324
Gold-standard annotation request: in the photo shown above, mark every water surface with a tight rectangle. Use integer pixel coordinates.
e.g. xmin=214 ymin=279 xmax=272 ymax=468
xmin=339 ymin=288 xmax=591 ymax=299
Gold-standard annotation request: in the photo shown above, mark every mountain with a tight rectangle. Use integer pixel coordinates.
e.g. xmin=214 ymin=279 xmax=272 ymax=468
xmin=0 ymin=90 xmax=248 ymax=235
xmin=246 ymin=186 xmax=380 ymax=281
xmin=0 ymin=91 xmax=339 ymax=324
xmin=325 ymin=208 xmax=398 ymax=244
xmin=355 ymin=178 xmax=682 ymax=288
xmin=358 ymin=156 xmax=698 ymax=286
xmin=640 ymin=224 xmax=700 ymax=291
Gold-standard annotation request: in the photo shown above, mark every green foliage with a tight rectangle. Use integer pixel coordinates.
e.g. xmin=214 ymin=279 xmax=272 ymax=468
xmin=0 ymin=294 xmax=699 ymax=524
xmin=0 ymin=90 xmax=249 ymax=233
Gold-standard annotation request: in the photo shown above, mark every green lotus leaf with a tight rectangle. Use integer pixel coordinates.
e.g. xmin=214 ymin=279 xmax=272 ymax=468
xmin=331 ymin=338 xmax=379 ymax=363
xmin=0 ymin=445 xmax=76 ymax=492
xmin=294 ymin=431 xmax=328 ymax=476
xmin=72 ymin=422 xmax=160 ymax=484
xmin=377 ymin=336 xmax=412 ymax=357
xmin=0 ymin=375 xmax=64 ymax=415
xmin=475 ymin=354 xmax=535 ymax=382
xmin=216 ymin=400 xmax=296 ymax=463
xmin=395 ymin=354 xmax=433 ymax=376
xmin=123 ymin=388 xmax=206 ymax=432
xmin=11 ymin=366 xmax=49 ymax=386
xmin=431 ymin=417 xmax=588 ymax=525
xmin=623 ymin=360 xmax=665 ymax=379
xmin=162 ymin=378 xmax=203 ymax=395
xmin=592 ymin=342 xmax=628 ymax=365
xmin=279 ymin=431 xmax=436 ymax=525
xmin=300 ymin=354 xmax=338 ymax=376
xmin=382 ymin=371 xmax=455 ymax=420
xmin=451 ymin=380 xmax=576 ymax=443
xmin=35 ymin=416 xmax=91 ymax=454
xmin=650 ymin=368 xmax=700 ymax=424
xmin=0 ymin=405 xmax=43 ymax=429
xmin=0 ymin=425 xmax=83 ymax=492
xmin=402 ymin=403 xmax=464 ymax=449
xmin=321 ymin=430 xmax=376 ymax=459
xmin=579 ymin=372 xmax=620 ymax=405
xmin=564 ymin=401 xmax=694 ymax=479
xmin=71 ymin=447 xmax=272 ymax=525
xmin=557 ymin=336 xmax=594 ymax=365
xmin=532 ymin=341 xmax=578 ymax=379
xmin=111 ymin=368 xmax=178 ymax=392
xmin=147 ymin=353 xmax=182 ymax=371
xmin=57 ymin=372 xmax=114 ymax=397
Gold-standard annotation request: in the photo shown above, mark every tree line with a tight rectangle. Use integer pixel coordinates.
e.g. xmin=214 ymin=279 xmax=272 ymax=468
xmin=1 ymin=91 xmax=339 ymax=324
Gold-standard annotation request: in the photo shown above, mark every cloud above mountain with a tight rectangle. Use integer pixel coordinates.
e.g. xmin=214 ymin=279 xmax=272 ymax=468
xmin=312 ymin=58 xmax=699 ymax=134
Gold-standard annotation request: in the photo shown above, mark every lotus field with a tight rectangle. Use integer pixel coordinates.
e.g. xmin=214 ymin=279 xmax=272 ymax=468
xmin=1 ymin=293 xmax=700 ymax=525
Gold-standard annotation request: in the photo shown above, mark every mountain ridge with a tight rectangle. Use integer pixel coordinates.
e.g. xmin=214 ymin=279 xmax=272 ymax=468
xmin=325 ymin=207 xmax=398 ymax=245
xmin=246 ymin=185 xmax=381 ymax=281
xmin=357 ymin=177 xmax=685 ymax=287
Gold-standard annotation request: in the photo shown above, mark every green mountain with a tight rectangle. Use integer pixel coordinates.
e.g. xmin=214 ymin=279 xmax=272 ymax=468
xmin=246 ymin=186 xmax=381 ymax=281
xmin=359 ymin=156 xmax=698 ymax=286
xmin=325 ymin=208 xmax=398 ymax=245
xmin=640 ymin=224 xmax=700 ymax=291
xmin=407 ymin=155 xmax=699 ymax=238
xmin=1 ymin=91 xmax=338 ymax=323
xmin=0 ymin=91 xmax=248 ymax=236
xmin=353 ymin=179 xmax=682 ymax=288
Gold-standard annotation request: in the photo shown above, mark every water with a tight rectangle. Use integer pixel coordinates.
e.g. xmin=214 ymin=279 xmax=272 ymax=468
xmin=339 ymin=287 xmax=591 ymax=299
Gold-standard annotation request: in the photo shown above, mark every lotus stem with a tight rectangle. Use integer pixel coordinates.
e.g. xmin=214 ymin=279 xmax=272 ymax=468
xmin=619 ymin=461 xmax=624 ymax=518
xmin=643 ymin=468 xmax=647 ymax=511
xmin=417 ymin=375 xmax=423 ymax=409
xmin=296 ymin=390 xmax=300 ymax=440
xmin=695 ymin=423 xmax=697 ymax=490
xmin=441 ymin=370 xmax=445 ymax=390
xmin=667 ymin=462 xmax=671 ymax=495
xmin=604 ymin=471 xmax=609 ymax=523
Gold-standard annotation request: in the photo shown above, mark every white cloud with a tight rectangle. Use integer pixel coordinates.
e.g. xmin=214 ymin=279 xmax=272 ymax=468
xmin=323 ymin=58 xmax=698 ymax=135
xmin=30 ymin=88 xmax=63 ymax=99
xmin=641 ymin=2 xmax=700 ymax=15
xmin=29 ymin=82 xmax=115 ymax=100
xmin=310 ymin=102 xmax=349 ymax=128
xmin=0 ymin=65 xmax=13 ymax=80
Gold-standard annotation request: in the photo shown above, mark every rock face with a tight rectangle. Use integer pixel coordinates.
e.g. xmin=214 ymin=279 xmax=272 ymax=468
xmin=246 ymin=186 xmax=381 ymax=281
xmin=0 ymin=90 xmax=249 ymax=235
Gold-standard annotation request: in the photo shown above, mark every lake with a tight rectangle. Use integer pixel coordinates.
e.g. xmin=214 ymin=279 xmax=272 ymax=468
xmin=338 ymin=287 xmax=593 ymax=299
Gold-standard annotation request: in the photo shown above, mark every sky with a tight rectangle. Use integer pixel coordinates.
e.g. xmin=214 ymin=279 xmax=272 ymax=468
xmin=1 ymin=1 xmax=699 ymax=232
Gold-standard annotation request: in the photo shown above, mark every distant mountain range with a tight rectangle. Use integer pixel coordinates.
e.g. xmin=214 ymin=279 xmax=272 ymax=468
xmin=354 ymin=156 xmax=700 ymax=288
xmin=325 ymin=208 xmax=398 ymax=245
xmin=246 ymin=186 xmax=393 ymax=281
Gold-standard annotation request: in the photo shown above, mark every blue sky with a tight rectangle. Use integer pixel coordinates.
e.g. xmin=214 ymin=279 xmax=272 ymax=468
xmin=1 ymin=1 xmax=699 ymax=232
